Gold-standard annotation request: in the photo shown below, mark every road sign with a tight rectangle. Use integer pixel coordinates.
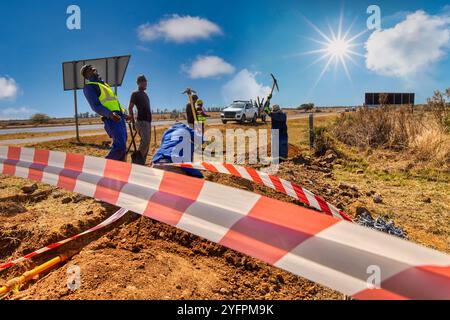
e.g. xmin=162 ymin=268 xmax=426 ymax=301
xmin=61 ymin=55 xmax=131 ymax=142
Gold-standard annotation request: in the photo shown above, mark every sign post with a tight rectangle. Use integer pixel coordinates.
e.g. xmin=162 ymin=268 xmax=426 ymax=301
xmin=309 ymin=113 xmax=314 ymax=149
xmin=72 ymin=62 xmax=80 ymax=142
xmin=62 ymin=55 xmax=131 ymax=142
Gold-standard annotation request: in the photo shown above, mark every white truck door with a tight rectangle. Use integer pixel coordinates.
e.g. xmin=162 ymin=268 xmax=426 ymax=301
xmin=245 ymin=104 xmax=251 ymax=118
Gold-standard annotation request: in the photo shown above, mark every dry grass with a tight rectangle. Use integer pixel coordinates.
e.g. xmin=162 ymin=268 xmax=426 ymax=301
xmin=332 ymin=107 xmax=450 ymax=171
xmin=333 ymin=106 xmax=422 ymax=150
xmin=409 ymin=121 xmax=450 ymax=166
xmin=0 ymin=129 xmax=104 ymax=141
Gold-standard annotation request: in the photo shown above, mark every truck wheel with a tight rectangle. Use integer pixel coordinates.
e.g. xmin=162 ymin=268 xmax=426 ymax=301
xmin=252 ymin=113 xmax=257 ymax=124
xmin=222 ymin=120 xmax=227 ymax=124
xmin=240 ymin=114 xmax=246 ymax=123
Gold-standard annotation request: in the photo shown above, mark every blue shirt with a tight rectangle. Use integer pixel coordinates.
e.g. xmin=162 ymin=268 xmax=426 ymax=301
xmin=83 ymin=75 xmax=117 ymax=118
xmin=152 ymin=123 xmax=203 ymax=178
xmin=270 ymin=112 xmax=288 ymax=137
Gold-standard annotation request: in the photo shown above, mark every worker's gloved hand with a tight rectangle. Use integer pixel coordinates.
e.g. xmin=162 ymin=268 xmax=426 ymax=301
xmin=267 ymin=94 xmax=272 ymax=100
xmin=110 ymin=112 xmax=121 ymax=122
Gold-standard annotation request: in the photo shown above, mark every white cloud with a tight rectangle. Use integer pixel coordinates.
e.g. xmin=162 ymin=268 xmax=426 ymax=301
xmin=183 ymin=56 xmax=235 ymax=79
xmin=0 ymin=106 xmax=37 ymax=120
xmin=0 ymin=77 xmax=19 ymax=100
xmin=365 ymin=10 xmax=450 ymax=77
xmin=137 ymin=15 xmax=222 ymax=43
xmin=222 ymin=69 xmax=271 ymax=102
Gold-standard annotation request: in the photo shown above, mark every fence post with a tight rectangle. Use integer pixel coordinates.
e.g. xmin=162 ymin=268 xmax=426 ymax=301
xmin=309 ymin=113 xmax=314 ymax=148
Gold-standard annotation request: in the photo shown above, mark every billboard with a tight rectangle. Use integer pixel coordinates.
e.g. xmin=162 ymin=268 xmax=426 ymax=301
xmin=62 ymin=55 xmax=131 ymax=91
xmin=365 ymin=93 xmax=415 ymax=106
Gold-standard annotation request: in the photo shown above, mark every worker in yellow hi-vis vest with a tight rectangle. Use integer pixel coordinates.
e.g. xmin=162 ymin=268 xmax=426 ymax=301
xmin=195 ymin=99 xmax=209 ymax=134
xmin=80 ymin=64 xmax=130 ymax=161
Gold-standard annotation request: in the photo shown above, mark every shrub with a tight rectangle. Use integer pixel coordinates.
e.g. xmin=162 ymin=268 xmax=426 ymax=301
xmin=30 ymin=113 xmax=51 ymax=124
xmin=332 ymin=106 xmax=424 ymax=150
xmin=313 ymin=126 xmax=336 ymax=156
xmin=427 ymin=89 xmax=450 ymax=132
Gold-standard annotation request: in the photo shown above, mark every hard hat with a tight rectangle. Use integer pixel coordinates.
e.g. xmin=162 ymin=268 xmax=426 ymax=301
xmin=80 ymin=64 xmax=92 ymax=78
xmin=197 ymin=99 xmax=203 ymax=106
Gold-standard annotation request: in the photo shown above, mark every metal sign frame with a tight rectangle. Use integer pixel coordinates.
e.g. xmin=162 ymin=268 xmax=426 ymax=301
xmin=365 ymin=92 xmax=415 ymax=106
xmin=62 ymin=55 xmax=131 ymax=142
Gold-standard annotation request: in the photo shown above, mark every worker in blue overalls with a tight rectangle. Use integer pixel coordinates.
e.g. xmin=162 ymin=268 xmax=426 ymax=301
xmin=80 ymin=64 xmax=130 ymax=161
xmin=152 ymin=122 xmax=203 ymax=178
xmin=264 ymin=98 xmax=288 ymax=161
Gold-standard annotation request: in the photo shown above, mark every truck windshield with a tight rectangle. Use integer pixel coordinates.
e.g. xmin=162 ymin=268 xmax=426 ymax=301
xmin=229 ymin=103 xmax=245 ymax=109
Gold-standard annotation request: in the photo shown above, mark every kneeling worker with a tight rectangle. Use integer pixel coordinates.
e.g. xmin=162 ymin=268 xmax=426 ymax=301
xmin=152 ymin=122 xmax=203 ymax=178
xmin=81 ymin=64 xmax=129 ymax=161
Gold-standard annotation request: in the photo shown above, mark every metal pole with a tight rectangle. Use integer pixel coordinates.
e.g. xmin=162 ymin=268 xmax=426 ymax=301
xmin=73 ymin=90 xmax=80 ymax=143
xmin=309 ymin=113 xmax=314 ymax=149
xmin=114 ymin=57 xmax=118 ymax=95
xmin=72 ymin=62 xmax=80 ymax=143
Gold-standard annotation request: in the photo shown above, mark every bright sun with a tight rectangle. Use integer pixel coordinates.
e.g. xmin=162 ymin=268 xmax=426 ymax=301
xmin=327 ymin=39 xmax=350 ymax=58
xmin=296 ymin=12 xmax=367 ymax=88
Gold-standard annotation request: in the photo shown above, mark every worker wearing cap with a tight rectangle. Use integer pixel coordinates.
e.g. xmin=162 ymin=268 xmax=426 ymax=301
xmin=80 ymin=64 xmax=129 ymax=161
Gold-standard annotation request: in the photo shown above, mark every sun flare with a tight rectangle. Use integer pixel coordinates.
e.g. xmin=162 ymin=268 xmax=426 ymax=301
xmin=327 ymin=39 xmax=350 ymax=58
xmin=297 ymin=13 xmax=367 ymax=88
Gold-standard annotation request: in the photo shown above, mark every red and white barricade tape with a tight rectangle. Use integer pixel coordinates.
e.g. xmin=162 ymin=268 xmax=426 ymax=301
xmin=160 ymin=162 xmax=352 ymax=221
xmin=0 ymin=146 xmax=449 ymax=299
xmin=0 ymin=208 xmax=128 ymax=271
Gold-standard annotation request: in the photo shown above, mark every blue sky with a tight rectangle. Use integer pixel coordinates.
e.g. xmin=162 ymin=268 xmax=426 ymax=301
xmin=0 ymin=0 xmax=449 ymax=119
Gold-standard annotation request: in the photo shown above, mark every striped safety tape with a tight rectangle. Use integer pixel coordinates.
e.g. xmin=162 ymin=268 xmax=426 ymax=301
xmin=0 ymin=146 xmax=449 ymax=299
xmin=0 ymin=208 xmax=128 ymax=271
xmin=159 ymin=162 xmax=352 ymax=221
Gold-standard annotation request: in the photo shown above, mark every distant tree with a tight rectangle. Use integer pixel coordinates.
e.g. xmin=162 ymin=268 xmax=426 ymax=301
xmin=298 ymin=103 xmax=315 ymax=111
xmin=30 ymin=113 xmax=51 ymax=124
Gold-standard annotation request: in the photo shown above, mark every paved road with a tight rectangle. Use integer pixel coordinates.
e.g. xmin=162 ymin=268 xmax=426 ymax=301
xmin=0 ymin=113 xmax=333 ymax=146
xmin=0 ymin=119 xmax=191 ymax=135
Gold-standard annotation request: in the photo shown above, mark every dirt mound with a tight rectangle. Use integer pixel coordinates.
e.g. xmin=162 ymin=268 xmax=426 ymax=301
xmin=11 ymin=215 xmax=339 ymax=300
xmin=0 ymin=166 xmax=342 ymax=300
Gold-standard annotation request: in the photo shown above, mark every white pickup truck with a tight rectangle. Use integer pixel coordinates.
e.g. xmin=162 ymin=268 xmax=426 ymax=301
xmin=220 ymin=100 xmax=259 ymax=124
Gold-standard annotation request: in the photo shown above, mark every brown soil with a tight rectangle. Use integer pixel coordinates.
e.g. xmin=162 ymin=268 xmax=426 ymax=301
xmin=0 ymin=170 xmax=340 ymax=300
xmin=1 ymin=116 xmax=448 ymax=300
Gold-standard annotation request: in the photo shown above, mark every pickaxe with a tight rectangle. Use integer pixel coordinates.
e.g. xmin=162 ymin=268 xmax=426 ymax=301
xmin=269 ymin=73 xmax=279 ymax=97
xmin=262 ymin=74 xmax=279 ymax=113
xmin=182 ymin=87 xmax=198 ymax=122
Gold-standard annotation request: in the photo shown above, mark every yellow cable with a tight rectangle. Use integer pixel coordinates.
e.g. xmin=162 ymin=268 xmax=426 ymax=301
xmin=0 ymin=255 xmax=66 ymax=298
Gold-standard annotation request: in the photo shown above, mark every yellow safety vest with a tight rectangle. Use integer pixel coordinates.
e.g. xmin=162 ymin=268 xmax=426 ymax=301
xmin=87 ymin=81 xmax=126 ymax=114
xmin=196 ymin=106 xmax=207 ymax=122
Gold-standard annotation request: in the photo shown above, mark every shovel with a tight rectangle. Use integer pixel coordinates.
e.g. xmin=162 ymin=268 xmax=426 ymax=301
xmin=127 ymin=122 xmax=146 ymax=165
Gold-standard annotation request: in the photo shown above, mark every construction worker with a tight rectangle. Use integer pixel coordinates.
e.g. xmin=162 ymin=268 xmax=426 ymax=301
xmin=185 ymin=94 xmax=198 ymax=129
xmin=152 ymin=122 xmax=203 ymax=178
xmin=128 ymin=75 xmax=152 ymax=162
xmin=81 ymin=64 xmax=129 ymax=161
xmin=264 ymin=103 xmax=288 ymax=161
xmin=196 ymin=99 xmax=209 ymax=134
